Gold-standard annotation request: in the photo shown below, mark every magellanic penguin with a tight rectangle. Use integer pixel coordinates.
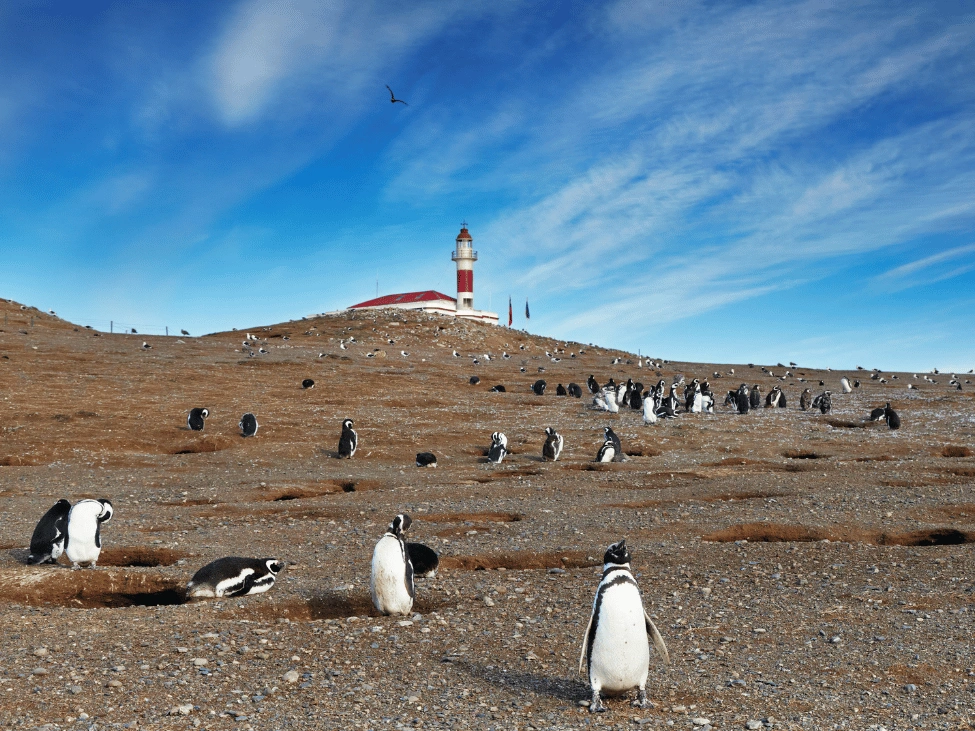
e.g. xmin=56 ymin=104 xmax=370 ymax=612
xmin=604 ymin=427 xmax=622 ymax=460
xmin=416 ymin=452 xmax=438 ymax=467
xmin=487 ymin=432 xmax=508 ymax=463
xmin=595 ymin=439 xmax=616 ymax=463
xmin=642 ymin=395 xmax=658 ymax=425
xmin=338 ymin=418 xmax=358 ymax=458
xmin=556 ymin=383 xmax=568 ymax=396
xmin=65 ymin=499 xmax=114 ymax=569
xmin=568 ymin=383 xmax=583 ymax=398
xmin=840 ymin=376 xmax=853 ymax=393
xmin=406 ymin=542 xmax=440 ymax=578
xmin=579 ymin=540 xmax=669 ymax=713
xmin=542 ymin=427 xmax=564 ymax=462
xmin=490 ymin=384 xmax=506 ymax=392
xmin=532 ymin=379 xmax=546 ymax=396
xmin=868 ymin=406 xmax=886 ymax=421
xmin=812 ymin=391 xmax=832 ymax=414
xmin=749 ymin=385 xmax=762 ymax=410
xmin=301 ymin=378 xmax=315 ymax=389
xmin=371 ymin=514 xmax=415 ymax=616
xmin=883 ymin=402 xmax=901 ymax=430
xmin=239 ymin=413 xmax=259 ymax=437
xmin=587 ymin=375 xmax=599 ymax=394
xmin=800 ymin=388 xmax=812 ymax=411
xmin=187 ymin=407 xmax=209 ymax=431
xmin=765 ymin=386 xmax=786 ymax=408
xmin=186 ymin=557 xmax=285 ymax=598
xmin=27 ymin=499 xmax=71 ymax=565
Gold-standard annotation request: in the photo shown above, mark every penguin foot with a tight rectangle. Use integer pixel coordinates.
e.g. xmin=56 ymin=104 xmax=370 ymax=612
xmin=632 ymin=689 xmax=653 ymax=709
xmin=71 ymin=563 xmax=80 ymax=570
xmin=588 ymin=692 xmax=607 ymax=714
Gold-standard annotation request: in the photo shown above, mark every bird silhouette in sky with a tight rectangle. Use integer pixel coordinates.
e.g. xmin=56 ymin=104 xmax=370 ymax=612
xmin=385 ymin=85 xmax=408 ymax=105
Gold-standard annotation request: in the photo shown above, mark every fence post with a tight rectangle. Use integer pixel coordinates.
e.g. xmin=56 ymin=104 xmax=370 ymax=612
xmin=110 ymin=320 xmax=113 ymax=333
xmin=166 ymin=326 xmax=168 ymax=336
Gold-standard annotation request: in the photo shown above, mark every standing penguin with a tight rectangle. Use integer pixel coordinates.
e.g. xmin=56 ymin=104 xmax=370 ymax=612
xmin=556 ymin=383 xmax=568 ymax=396
xmin=187 ymin=407 xmax=209 ymax=431
xmin=27 ymin=499 xmax=71 ymax=565
xmin=542 ymin=427 xmax=564 ymax=462
xmin=587 ymin=375 xmax=600 ymax=394
xmin=371 ymin=514 xmax=415 ymax=616
xmin=814 ymin=391 xmax=832 ymax=414
xmin=568 ymin=383 xmax=583 ymax=398
xmin=749 ymin=385 xmax=762 ymax=410
xmin=338 ymin=418 xmax=358 ymax=458
xmin=840 ymin=377 xmax=853 ymax=393
xmin=595 ymin=439 xmax=616 ymax=463
xmin=580 ymin=540 xmax=669 ymax=713
xmin=883 ymin=402 xmax=901 ymax=430
xmin=532 ymin=379 xmax=546 ymax=395
xmin=735 ymin=384 xmax=751 ymax=414
xmin=765 ymin=386 xmax=786 ymax=408
xmin=604 ymin=427 xmax=622 ymax=459
xmin=65 ymin=499 xmax=113 ymax=569
xmin=642 ymin=395 xmax=658 ymax=425
xmin=800 ymin=388 xmax=812 ymax=411
xmin=239 ymin=413 xmax=259 ymax=437
xmin=487 ymin=432 xmax=508 ymax=463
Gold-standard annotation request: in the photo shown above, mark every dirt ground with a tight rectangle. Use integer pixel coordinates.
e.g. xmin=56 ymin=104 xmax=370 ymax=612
xmin=0 ymin=298 xmax=972 ymax=731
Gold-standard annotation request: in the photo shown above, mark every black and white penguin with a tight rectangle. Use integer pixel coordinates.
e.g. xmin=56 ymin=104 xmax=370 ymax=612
xmin=406 ymin=542 xmax=440 ymax=578
xmin=416 ymin=452 xmax=438 ymax=467
xmin=239 ymin=413 xmax=259 ymax=437
xmin=371 ymin=514 xmax=415 ymax=616
xmin=603 ymin=426 xmax=622 ymax=456
xmin=750 ymin=385 xmax=762 ymax=410
xmin=800 ymin=388 xmax=812 ymax=411
xmin=663 ymin=385 xmax=681 ymax=416
xmin=487 ymin=432 xmax=508 ymax=464
xmin=840 ymin=377 xmax=852 ymax=393
xmin=883 ymin=402 xmax=901 ymax=430
xmin=579 ymin=539 xmax=669 ymax=713
xmin=587 ymin=375 xmax=599 ymax=394
xmin=813 ymin=391 xmax=832 ymax=414
xmin=27 ymin=499 xmax=71 ymax=565
xmin=65 ymin=499 xmax=113 ymax=569
xmin=642 ymin=394 xmax=658 ymax=425
xmin=532 ymin=379 xmax=546 ymax=396
xmin=187 ymin=407 xmax=209 ymax=431
xmin=868 ymin=406 xmax=886 ymax=421
xmin=338 ymin=418 xmax=358 ymax=458
xmin=595 ymin=439 xmax=616 ymax=463
xmin=629 ymin=389 xmax=643 ymax=410
xmin=735 ymin=384 xmax=750 ymax=414
xmin=568 ymin=383 xmax=583 ymax=398
xmin=470 ymin=376 xmax=481 ymax=385
xmin=186 ymin=557 xmax=286 ymax=598
xmin=490 ymin=384 xmax=506 ymax=392
xmin=542 ymin=427 xmax=564 ymax=462
xmin=556 ymin=384 xmax=568 ymax=396
xmin=302 ymin=378 xmax=315 ymax=389
xmin=765 ymin=386 xmax=786 ymax=408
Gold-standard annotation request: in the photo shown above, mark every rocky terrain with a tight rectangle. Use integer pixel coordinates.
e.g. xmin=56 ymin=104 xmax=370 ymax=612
xmin=0 ymin=297 xmax=972 ymax=731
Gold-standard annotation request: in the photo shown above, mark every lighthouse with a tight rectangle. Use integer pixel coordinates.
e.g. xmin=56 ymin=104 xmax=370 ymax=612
xmin=452 ymin=223 xmax=476 ymax=311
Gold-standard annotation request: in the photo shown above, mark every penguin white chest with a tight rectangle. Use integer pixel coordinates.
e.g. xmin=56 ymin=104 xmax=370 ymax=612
xmin=371 ymin=536 xmax=413 ymax=616
xmin=590 ymin=584 xmax=650 ymax=693
xmin=66 ymin=514 xmax=101 ymax=565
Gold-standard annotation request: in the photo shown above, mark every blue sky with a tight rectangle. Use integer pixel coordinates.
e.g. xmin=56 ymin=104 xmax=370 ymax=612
xmin=1 ymin=0 xmax=973 ymax=371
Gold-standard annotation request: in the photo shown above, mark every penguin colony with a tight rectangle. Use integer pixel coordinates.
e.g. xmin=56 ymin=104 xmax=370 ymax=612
xmin=18 ymin=322 xmax=917 ymax=715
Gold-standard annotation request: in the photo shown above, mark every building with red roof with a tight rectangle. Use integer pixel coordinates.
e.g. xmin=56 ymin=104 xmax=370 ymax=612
xmin=349 ymin=226 xmax=499 ymax=324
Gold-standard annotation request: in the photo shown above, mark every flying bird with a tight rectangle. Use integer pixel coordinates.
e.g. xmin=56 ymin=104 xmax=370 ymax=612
xmin=385 ymin=85 xmax=409 ymax=105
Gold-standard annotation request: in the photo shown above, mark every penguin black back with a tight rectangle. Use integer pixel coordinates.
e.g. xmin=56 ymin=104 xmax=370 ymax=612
xmin=301 ymin=378 xmax=315 ymax=389
xmin=338 ymin=418 xmax=358 ymax=458
xmin=556 ymin=383 xmax=567 ymax=396
xmin=469 ymin=376 xmax=480 ymax=385
xmin=28 ymin=499 xmax=71 ymax=565
xmin=883 ymin=402 xmax=901 ymax=430
xmin=568 ymin=383 xmax=583 ymax=398
xmin=416 ymin=452 xmax=438 ymax=467
xmin=532 ymin=379 xmax=546 ymax=395
xmin=490 ymin=384 xmax=506 ymax=392
xmin=239 ymin=413 xmax=258 ymax=437
xmin=587 ymin=375 xmax=599 ymax=394
xmin=187 ymin=407 xmax=209 ymax=431
xmin=406 ymin=542 xmax=439 ymax=577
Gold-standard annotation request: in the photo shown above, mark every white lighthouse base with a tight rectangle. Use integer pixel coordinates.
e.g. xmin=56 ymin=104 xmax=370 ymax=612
xmin=348 ymin=291 xmax=498 ymax=325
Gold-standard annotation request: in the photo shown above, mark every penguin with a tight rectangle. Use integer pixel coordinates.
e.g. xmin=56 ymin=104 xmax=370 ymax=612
xmin=642 ymin=395 xmax=658 ymax=425
xmin=416 ymin=452 xmax=438 ymax=467
xmin=338 ymin=418 xmax=358 ymax=458
xmin=750 ymin=385 xmax=762 ymax=410
xmin=568 ymin=383 xmax=583 ymax=398
xmin=186 ymin=557 xmax=285 ymax=598
xmin=239 ymin=413 xmax=259 ymax=437
xmin=840 ymin=377 xmax=853 ymax=393
xmin=532 ymin=379 xmax=546 ymax=395
xmin=302 ymin=379 xmax=315 ymax=389
xmin=883 ymin=402 xmax=901 ymax=430
xmin=542 ymin=427 xmax=564 ymax=462
xmin=469 ymin=376 xmax=481 ymax=386
xmin=813 ymin=391 xmax=832 ymax=414
xmin=868 ymin=406 xmax=886 ymax=421
xmin=629 ymin=389 xmax=643 ymax=410
xmin=371 ymin=514 xmax=415 ymax=616
xmin=799 ymin=388 xmax=812 ymax=411
xmin=406 ymin=542 xmax=440 ymax=578
xmin=594 ymin=390 xmax=619 ymax=413
xmin=27 ymin=499 xmax=71 ymax=565
xmin=187 ymin=407 xmax=208 ymax=431
xmin=735 ymin=384 xmax=750 ymax=414
xmin=490 ymin=384 xmax=506 ymax=392
xmin=765 ymin=386 xmax=786 ymax=408
xmin=595 ymin=439 xmax=616 ymax=463
xmin=556 ymin=384 xmax=568 ymax=396
xmin=487 ymin=432 xmax=508 ymax=464
xmin=580 ymin=539 xmax=669 ymax=713
xmin=65 ymin=499 xmax=113 ymax=569
xmin=604 ymin=427 xmax=622 ymax=460
xmin=587 ymin=375 xmax=599 ymax=394
xmin=853 ymin=379 xmax=861 ymax=388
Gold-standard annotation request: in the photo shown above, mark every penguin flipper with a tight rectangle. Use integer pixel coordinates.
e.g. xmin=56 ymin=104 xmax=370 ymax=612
xmin=644 ymin=609 xmax=670 ymax=665
xmin=579 ymin=610 xmax=594 ymax=676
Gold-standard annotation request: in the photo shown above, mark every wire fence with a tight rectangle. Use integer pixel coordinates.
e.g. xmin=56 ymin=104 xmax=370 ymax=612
xmin=1 ymin=311 xmax=195 ymax=337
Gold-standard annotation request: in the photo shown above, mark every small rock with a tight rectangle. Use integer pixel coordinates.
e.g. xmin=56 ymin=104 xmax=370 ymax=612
xmin=830 ymin=636 xmax=841 ymax=644
xmin=31 ymin=668 xmax=48 ymax=676
xmin=106 ymin=680 xmax=122 ymax=688
xmin=33 ymin=648 xmax=49 ymax=657
xmin=407 ymin=695 xmax=420 ymax=703
xmin=68 ymin=685 xmax=83 ymax=695
xmin=283 ymin=670 xmax=300 ymax=684
xmin=170 ymin=705 xmax=193 ymax=716
xmin=692 ymin=718 xmax=711 ymax=727
xmin=904 ymin=683 xmax=917 ymax=692
xmin=176 ymin=647 xmax=188 ymax=653
xmin=483 ymin=596 xmax=495 ymax=607
xmin=746 ymin=721 xmax=763 ymax=730
xmin=192 ymin=658 xmax=207 ymax=666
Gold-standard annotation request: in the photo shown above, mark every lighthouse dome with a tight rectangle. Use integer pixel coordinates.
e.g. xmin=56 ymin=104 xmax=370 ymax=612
xmin=456 ymin=227 xmax=472 ymax=243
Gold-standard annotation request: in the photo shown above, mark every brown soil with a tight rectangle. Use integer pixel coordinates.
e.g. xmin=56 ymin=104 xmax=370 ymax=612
xmin=0 ymin=299 xmax=973 ymax=730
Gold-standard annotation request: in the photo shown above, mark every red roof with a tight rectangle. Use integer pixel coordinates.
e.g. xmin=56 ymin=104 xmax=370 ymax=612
xmin=456 ymin=227 xmax=472 ymax=241
xmin=350 ymin=290 xmax=456 ymax=308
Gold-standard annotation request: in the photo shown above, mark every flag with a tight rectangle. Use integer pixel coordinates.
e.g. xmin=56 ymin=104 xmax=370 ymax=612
xmin=508 ymin=297 xmax=513 ymax=327
xmin=525 ymin=299 xmax=530 ymax=319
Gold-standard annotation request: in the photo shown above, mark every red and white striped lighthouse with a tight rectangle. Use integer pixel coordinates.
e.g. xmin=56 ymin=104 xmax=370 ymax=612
xmin=451 ymin=223 xmax=477 ymax=311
